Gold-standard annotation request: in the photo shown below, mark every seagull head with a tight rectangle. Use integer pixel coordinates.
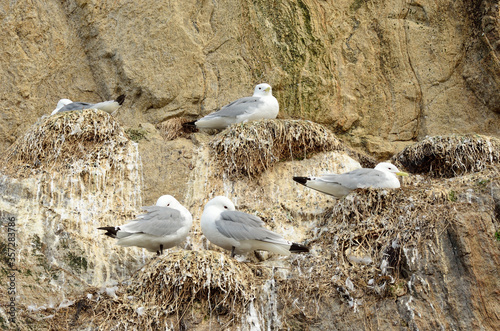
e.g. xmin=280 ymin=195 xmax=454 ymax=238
xmin=156 ymin=195 xmax=182 ymax=208
xmin=374 ymin=162 xmax=409 ymax=177
xmin=205 ymin=196 xmax=236 ymax=212
xmin=253 ymin=83 xmax=273 ymax=97
xmin=56 ymin=99 xmax=73 ymax=109
xmin=51 ymin=99 xmax=74 ymax=115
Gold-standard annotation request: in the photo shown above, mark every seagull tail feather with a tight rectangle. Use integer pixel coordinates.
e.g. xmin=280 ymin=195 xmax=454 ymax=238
xmin=293 ymin=177 xmax=310 ymax=185
xmin=290 ymin=242 xmax=309 ymax=253
xmin=98 ymin=226 xmax=119 ymax=238
xmin=182 ymin=121 xmax=198 ymax=130
xmin=115 ymin=95 xmax=126 ymax=105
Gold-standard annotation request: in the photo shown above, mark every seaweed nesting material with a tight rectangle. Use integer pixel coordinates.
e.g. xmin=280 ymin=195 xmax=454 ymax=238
xmin=393 ymin=134 xmax=500 ymax=177
xmin=46 ymin=251 xmax=258 ymax=330
xmin=275 ymin=164 xmax=499 ymax=328
xmin=209 ymin=119 xmax=345 ymax=178
xmin=0 ymin=110 xmax=130 ymax=177
xmin=157 ymin=117 xmax=197 ymax=141
xmin=321 ymin=188 xmax=437 ymax=258
xmin=129 ymin=250 xmax=255 ymax=320
xmin=274 ymin=188 xmax=445 ymax=327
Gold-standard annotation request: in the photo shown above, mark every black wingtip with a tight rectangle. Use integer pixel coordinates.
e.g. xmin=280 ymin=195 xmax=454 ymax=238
xmin=293 ymin=176 xmax=309 ymax=185
xmin=115 ymin=95 xmax=126 ymax=105
xmin=98 ymin=226 xmax=119 ymax=238
xmin=182 ymin=121 xmax=198 ymax=133
xmin=182 ymin=120 xmax=197 ymax=128
xmin=290 ymin=242 xmax=309 ymax=253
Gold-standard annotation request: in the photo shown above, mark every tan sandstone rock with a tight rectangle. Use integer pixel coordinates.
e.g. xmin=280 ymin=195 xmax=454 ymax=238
xmin=0 ymin=0 xmax=499 ymax=329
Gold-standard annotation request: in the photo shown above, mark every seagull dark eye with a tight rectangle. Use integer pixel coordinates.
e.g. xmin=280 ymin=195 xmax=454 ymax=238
xmin=224 ymin=205 xmax=228 ymax=209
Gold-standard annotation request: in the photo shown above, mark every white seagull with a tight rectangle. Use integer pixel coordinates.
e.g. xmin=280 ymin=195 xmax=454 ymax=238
xmin=200 ymin=196 xmax=309 ymax=257
xmin=51 ymin=99 xmax=73 ymax=115
xmin=52 ymin=94 xmax=126 ymax=115
xmin=293 ymin=162 xmax=409 ymax=198
xmin=195 ymin=83 xmax=279 ymax=129
xmin=98 ymin=195 xmax=193 ymax=255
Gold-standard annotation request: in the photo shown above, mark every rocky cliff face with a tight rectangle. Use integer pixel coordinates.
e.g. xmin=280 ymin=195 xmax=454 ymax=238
xmin=1 ymin=116 xmax=498 ymax=330
xmin=0 ymin=0 xmax=499 ymax=330
xmin=1 ymin=0 xmax=499 ymax=156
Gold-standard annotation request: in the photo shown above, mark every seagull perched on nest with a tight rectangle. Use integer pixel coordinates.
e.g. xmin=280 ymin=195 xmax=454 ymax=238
xmin=98 ymin=195 xmax=193 ymax=255
xmin=293 ymin=162 xmax=409 ymax=198
xmin=51 ymin=95 xmax=126 ymax=115
xmin=194 ymin=83 xmax=279 ymax=129
xmin=201 ymin=196 xmax=309 ymax=257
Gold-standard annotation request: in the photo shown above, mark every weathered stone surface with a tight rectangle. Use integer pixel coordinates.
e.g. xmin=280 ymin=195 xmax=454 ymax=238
xmin=463 ymin=0 xmax=500 ymax=114
xmin=0 ymin=1 xmax=99 ymax=153
xmin=1 ymin=111 xmax=499 ymax=329
xmin=1 ymin=0 xmax=500 ymax=329
xmin=1 ymin=0 xmax=499 ymax=158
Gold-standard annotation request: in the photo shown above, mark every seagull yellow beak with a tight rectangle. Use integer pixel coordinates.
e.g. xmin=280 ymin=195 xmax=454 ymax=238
xmin=396 ymin=171 xmax=409 ymax=177
xmin=264 ymin=87 xmax=271 ymax=92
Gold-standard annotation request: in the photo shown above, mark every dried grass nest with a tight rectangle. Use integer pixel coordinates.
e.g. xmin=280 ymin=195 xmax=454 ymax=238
xmin=209 ymin=119 xmax=375 ymax=178
xmin=156 ymin=117 xmax=197 ymax=141
xmin=277 ymin=187 xmax=439 ymax=322
xmin=46 ymin=250 xmax=258 ymax=330
xmin=17 ymin=167 xmax=500 ymax=329
xmin=276 ymin=164 xmax=499 ymax=326
xmin=393 ymin=134 xmax=500 ymax=177
xmin=129 ymin=250 xmax=255 ymax=321
xmin=0 ymin=110 xmax=132 ymax=177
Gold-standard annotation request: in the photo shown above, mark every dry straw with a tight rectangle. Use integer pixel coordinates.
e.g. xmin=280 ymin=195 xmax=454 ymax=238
xmin=0 ymin=109 xmax=142 ymax=220
xmin=46 ymin=251 xmax=258 ymax=330
xmin=274 ymin=134 xmax=500 ymax=327
xmin=0 ymin=110 xmax=132 ymax=177
xmin=129 ymin=250 xmax=255 ymax=324
xmin=209 ymin=119 xmax=374 ymax=178
xmin=393 ymin=134 xmax=500 ymax=177
xmin=157 ymin=117 xmax=197 ymax=141
xmin=276 ymin=165 xmax=499 ymax=328
xmin=276 ymin=187 xmax=439 ymax=326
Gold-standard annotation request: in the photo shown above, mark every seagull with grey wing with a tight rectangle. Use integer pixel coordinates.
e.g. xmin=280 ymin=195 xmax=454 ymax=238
xmin=98 ymin=195 xmax=192 ymax=255
xmin=293 ymin=162 xmax=409 ymax=198
xmin=51 ymin=99 xmax=73 ymax=114
xmin=51 ymin=94 xmax=126 ymax=115
xmin=194 ymin=83 xmax=279 ymax=129
xmin=201 ymin=196 xmax=309 ymax=257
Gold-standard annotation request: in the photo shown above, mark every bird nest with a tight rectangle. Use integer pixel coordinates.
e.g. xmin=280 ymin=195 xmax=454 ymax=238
xmin=45 ymin=250 xmax=257 ymax=330
xmin=157 ymin=117 xmax=197 ymax=141
xmin=275 ymin=186 xmax=438 ymax=323
xmin=209 ymin=119 xmax=374 ymax=178
xmin=393 ymin=134 xmax=500 ymax=177
xmin=0 ymin=110 xmax=132 ymax=177
xmin=13 ymin=167 xmax=500 ymax=330
xmin=129 ymin=250 xmax=255 ymax=322
xmin=275 ymin=168 xmax=499 ymax=328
